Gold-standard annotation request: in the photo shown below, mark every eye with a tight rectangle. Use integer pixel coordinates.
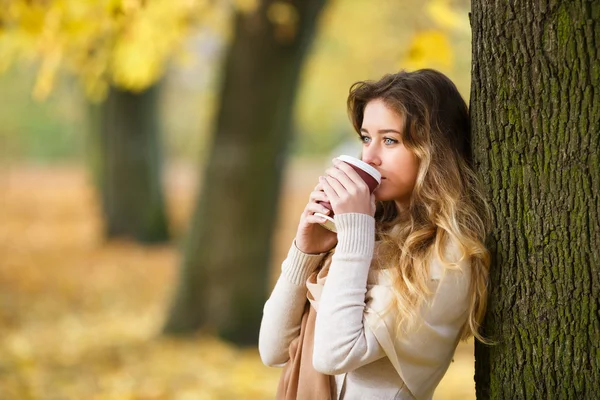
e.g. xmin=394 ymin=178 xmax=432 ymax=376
xmin=359 ymin=135 xmax=371 ymax=143
xmin=384 ymin=137 xmax=398 ymax=145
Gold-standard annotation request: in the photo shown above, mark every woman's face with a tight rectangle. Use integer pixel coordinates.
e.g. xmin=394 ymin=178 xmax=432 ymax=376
xmin=359 ymin=99 xmax=419 ymax=210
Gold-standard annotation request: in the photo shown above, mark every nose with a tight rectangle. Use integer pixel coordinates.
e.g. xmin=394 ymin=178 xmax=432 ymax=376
xmin=361 ymin=147 xmax=381 ymax=168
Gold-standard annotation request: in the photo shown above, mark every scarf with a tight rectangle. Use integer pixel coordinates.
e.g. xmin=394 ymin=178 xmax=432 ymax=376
xmin=276 ymin=253 xmax=336 ymax=400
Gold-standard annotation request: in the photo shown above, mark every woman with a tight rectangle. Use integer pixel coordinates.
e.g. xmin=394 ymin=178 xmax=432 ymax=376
xmin=259 ymin=69 xmax=491 ymax=400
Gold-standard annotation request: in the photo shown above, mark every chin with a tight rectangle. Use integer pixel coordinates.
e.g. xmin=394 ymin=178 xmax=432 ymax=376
xmin=375 ymin=187 xmax=410 ymax=204
xmin=374 ymin=191 xmax=391 ymax=202
xmin=374 ymin=181 xmax=393 ymax=202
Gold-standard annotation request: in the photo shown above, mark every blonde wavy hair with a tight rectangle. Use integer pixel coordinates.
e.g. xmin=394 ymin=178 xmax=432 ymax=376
xmin=347 ymin=69 xmax=492 ymax=343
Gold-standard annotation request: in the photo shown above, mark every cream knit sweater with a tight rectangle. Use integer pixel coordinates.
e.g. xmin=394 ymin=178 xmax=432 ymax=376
xmin=259 ymin=213 xmax=471 ymax=400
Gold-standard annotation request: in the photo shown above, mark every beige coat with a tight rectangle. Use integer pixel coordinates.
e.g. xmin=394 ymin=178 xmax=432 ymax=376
xmin=259 ymin=213 xmax=472 ymax=400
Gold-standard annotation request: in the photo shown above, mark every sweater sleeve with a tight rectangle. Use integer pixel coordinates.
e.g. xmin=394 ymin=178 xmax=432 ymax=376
xmin=258 ymin=240 xmax=329 ymax=367
xmin=312 ymin=213 xmax=387 ymax=375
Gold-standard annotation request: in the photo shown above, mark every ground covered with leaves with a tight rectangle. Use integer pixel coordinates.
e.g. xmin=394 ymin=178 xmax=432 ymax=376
xmin=0 ymin=163 xmax=475 ymax=399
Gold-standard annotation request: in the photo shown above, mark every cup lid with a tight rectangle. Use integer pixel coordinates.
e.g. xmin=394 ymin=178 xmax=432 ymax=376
xmin=336 ymin=155 xmax=382 ymax=183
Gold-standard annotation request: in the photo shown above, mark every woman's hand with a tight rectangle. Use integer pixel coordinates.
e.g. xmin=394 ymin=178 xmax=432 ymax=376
xmin=320 ymin=158 xmax=376 ymax=217
xmin=294 ymin=182 xmax=338 ymax=255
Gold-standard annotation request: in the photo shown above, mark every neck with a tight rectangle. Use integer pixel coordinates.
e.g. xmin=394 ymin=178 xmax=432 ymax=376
xmin=394 ymin=199 xmax=409 ymax=214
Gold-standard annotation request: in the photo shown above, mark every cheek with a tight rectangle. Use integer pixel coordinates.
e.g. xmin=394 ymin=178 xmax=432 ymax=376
xmin=383 ymin=154 xmax=419 ymax=198
xmin=393 ymin=152 xmax=419 ymax=184
xmin=374 ymin=151 xmax=419 ymax=201
xmin=374 ymin=180 xmax=396 ymax=201
xmin=405 ymin=158 xmax=420 ymax=187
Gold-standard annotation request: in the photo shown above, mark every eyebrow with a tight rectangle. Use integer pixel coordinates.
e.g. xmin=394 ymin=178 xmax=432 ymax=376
xmin=360 ymin=128 xmax=402 ymax=135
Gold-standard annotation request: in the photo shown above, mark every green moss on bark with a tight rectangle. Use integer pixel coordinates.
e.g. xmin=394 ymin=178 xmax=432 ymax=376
xmin=472 ymin=1 xmax=600 ymax=398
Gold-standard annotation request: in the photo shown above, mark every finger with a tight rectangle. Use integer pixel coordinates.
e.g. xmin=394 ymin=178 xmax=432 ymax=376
xmin=320 ymin=176 xmax=340 ymax=203
xmin=332 ymin=159 xmax=367 ymax=188
xmin=322 ymin=175 xmax=345 ymax=199
xmin=306 ymin=213 xmax=328 ymax=224
xmin=309 ymin=190 xmax=329 ymax=202
xmin=307 ymin=202 xmax=331 ymax=215
xmin=325 ymin=165 xmax=369 ymax=195
xmin=303 ymin=195 xmax=329 ymax=214
xmin=318 ymin=175 xmax=331 ymax=197
xmin=324 ymin=166 xmax=354 ymax=192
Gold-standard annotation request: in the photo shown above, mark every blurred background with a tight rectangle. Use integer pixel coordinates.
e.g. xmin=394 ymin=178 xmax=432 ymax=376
xmin=0 ymin=0 xmax=474 ymax=398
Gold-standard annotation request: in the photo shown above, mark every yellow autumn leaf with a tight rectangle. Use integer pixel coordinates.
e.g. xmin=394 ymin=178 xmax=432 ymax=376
xmin=11 ymin=2 xmax=47 ymax=35
xmin=402 ymin=30 xmax=453 ymax=70
xmin=426 ymin=0 xmax=470 ymax=34
xmin=33 ymin=46 xmax=62 ymax=100
xmin=111 ymin=1 xmax=188 ymax=90
xmin=234 ymin=0 xmax=259 ymax=14
xmin=112 ymin=41 xmax=160 ymax=91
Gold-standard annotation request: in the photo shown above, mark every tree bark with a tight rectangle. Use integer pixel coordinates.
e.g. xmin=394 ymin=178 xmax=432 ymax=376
xmin=163 ymin=0 xmax=327 ymax=345
xmin=471 ymin=1 xmax=599 ymax=398
xmin=89 ymin=84 xmax=169 ymax=243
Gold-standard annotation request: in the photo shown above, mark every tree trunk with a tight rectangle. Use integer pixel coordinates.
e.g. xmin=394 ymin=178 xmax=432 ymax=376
xmin=163 ymin=0 xmax=327 ymax=345
xmin=89 ymin=84 xmax=169 ymax=243
xmin=470 ymin=1 xmax=599 ymax=398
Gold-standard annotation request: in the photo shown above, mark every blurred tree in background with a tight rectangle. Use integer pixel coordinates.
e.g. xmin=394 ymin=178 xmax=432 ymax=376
xmin=0 ymin=0 xmax=211 ymax=243
xmin=471 ymin=1 xmax=600 ymax=398
xmin=163 ymin=0 xmax=328 ymax=344
xmin=88 ymin=83 xmax=169 ymax=242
